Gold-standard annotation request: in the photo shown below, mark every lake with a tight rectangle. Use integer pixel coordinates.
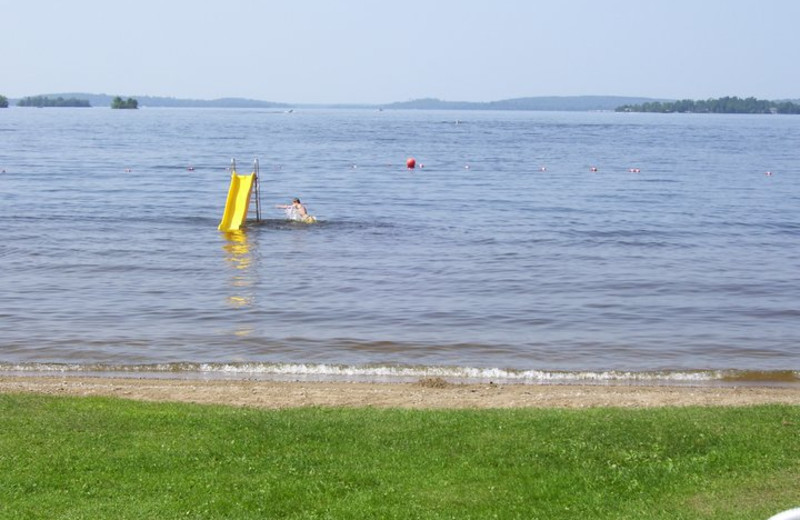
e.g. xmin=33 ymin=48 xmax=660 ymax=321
xmin=1 ymin=107 xmax=798 ymax=384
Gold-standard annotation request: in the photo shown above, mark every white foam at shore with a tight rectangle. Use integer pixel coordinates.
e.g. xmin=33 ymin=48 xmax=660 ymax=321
xmin=2 ymin=362 xmax=796 ymax=385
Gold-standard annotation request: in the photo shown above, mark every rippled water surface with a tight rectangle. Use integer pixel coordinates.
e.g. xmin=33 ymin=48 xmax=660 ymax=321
xmin=1 ymin=107 xmax=798 ymax=382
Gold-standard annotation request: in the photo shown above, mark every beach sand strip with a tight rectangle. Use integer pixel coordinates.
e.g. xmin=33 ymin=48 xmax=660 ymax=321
xmin=2 ymin=376 xmax=800 ymax=409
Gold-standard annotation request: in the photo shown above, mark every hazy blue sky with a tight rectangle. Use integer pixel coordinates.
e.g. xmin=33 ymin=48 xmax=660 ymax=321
xmin=2 ymin=0 xmax=797 ymax=103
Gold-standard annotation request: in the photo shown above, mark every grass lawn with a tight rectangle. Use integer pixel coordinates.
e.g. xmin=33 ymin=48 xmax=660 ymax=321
xmin=1 ymin=393 xmax=798 ymax=519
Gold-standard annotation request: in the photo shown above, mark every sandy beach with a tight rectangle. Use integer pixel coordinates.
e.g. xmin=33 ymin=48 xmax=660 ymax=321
xmin=2 ymin=376 xmax=800 ymax=409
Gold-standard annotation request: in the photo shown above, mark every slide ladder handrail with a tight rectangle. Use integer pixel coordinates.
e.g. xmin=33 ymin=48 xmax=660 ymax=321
xmin=253 ymin=158 xmax=261 ymax=222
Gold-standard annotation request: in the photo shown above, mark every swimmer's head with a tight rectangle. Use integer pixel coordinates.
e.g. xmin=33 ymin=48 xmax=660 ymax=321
xmin=292 ymin=198 xmax=301 ymax=204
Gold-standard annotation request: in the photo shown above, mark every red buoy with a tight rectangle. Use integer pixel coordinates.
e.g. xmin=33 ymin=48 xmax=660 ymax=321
xmin=406 ymin=157 xmax=416 ymax=169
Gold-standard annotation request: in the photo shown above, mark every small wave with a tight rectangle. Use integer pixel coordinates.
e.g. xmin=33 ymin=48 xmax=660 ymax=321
xmin=247 ymin=218 xmax=395 ymax=232
xmin=1 ymin=362 xmax=796 ymax=386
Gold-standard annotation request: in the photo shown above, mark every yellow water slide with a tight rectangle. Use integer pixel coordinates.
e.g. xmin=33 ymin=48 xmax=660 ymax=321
xmin=218 ymin=171 xmax=256 ymax=231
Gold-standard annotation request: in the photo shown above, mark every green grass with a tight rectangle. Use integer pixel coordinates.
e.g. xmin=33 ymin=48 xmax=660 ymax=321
xmin=0 ymin=394 xmax=798 ymax=519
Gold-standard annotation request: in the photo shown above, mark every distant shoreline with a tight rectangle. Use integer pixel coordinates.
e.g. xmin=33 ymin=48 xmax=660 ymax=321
xmin=6 ymin=93 xmax=799 ymax=113
xmin=3 ymin=93 xmax=667 ymax=111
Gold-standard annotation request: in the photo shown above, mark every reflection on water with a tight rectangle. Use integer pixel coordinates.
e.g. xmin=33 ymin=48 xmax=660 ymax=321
xmin=222 ymin=230 xmax=257 ymax=309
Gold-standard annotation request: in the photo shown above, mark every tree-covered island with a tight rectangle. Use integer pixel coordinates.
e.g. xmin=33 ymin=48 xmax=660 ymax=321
xmin=617 ymin=96 xmax=800 ymax=114
xmin=0 ymin=95 xmax=8 ymax=108
xmin=111 ymin=96 xmax=138 ymax=109
xmin=17 ymin=96 xmax=91 ymax=107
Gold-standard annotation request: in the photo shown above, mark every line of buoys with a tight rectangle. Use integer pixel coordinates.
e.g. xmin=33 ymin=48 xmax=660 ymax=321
xmin=396 ymin=159 xmax=775 ymax=177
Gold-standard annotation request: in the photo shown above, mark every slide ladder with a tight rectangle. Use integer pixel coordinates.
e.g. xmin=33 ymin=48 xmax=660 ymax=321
xmin=218 ymin=159 xmax=261 ymax=232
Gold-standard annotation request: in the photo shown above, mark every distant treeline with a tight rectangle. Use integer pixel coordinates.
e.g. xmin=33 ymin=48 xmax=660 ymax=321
xmin=0 ymin=95 xmax=8 ymax=108
xmin=111 ymin=96 xmax=138 ymax=109
xmin=616 ymin=96 xmax=800 ymax=114
xmin=39 ymin=93 xmax=291 ymax=109
xmin=17 ymin=96 xmax=91 ymax=108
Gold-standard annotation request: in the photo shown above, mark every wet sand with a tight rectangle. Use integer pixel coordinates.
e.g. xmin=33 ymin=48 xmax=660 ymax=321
xmin=2 ymin=376 xmax=800 ymax=409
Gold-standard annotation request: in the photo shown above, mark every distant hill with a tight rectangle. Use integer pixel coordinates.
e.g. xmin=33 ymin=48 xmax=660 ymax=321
xmin=22 ymin=93 xmax=291 ymax=109
xmin=381 ymin=96 xmax=667 ymax=111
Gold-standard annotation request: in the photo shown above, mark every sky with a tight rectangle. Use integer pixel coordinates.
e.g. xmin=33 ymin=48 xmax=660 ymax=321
xmin=2 ymin=0 xmax=798 ymax=104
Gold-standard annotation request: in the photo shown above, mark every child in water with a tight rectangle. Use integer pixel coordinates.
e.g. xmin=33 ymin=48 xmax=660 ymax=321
xmin=276 ymin=198 xmax=316 ymax=223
